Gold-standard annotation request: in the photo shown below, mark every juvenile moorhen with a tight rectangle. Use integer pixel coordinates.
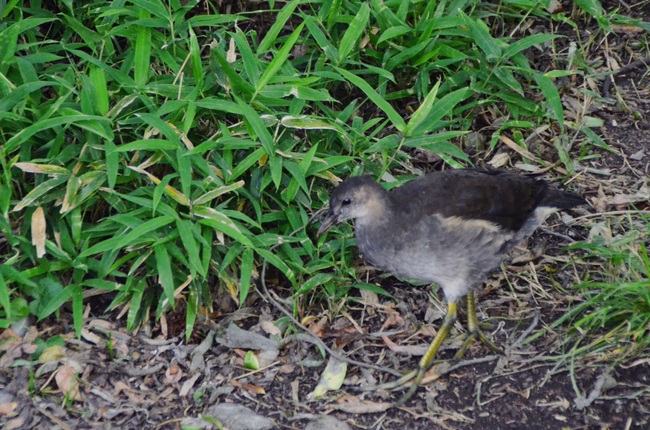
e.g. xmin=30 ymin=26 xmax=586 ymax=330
xmin=317 ymin=169 xmax=586 ymax=405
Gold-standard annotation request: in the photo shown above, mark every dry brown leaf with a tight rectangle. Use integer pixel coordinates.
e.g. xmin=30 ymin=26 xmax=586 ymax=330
xmin=81 ymin=328 xmax=102 ymax=345
xmin=31 ymin=206 xmax=47 ymax=258
xmin=332 ymin=398 xmax=392 ymax=414
xmin=55 ymin=364 xmax=83 ymax=401
xmin=179 ymin=373 xmax=201 ymax=397
xmin=607 ymin=183 xmax=649 ymax=207
xmin=230 ymin=379 xmax=266 ymax=395
xmin=165 ymin=364 xmax=183 ymax=384
xmin=381 ymin=335 xmax=428 ymax=356
xmin=0 ymin=401 xmax=17 ymax=415
xmin=488 ymin=152 xmax=510 ymax=168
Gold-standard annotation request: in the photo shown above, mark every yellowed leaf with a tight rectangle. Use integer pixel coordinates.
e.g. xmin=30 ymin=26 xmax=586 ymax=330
xmin=38 ymin=345 xmax=65 ymax=363
xmin=31 ymin=206 xmax=47 ymax=258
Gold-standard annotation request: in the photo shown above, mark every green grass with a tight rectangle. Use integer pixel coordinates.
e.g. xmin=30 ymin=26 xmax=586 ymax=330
xmin=554 ymin=214 xmax=650 ymax=359
xmin=0 ymin=0 xmax=648 ymax=361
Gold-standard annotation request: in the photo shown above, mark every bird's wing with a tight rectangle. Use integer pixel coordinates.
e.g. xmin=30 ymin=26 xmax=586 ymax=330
xmin=389 ymin=169 xmax=548 ymax=232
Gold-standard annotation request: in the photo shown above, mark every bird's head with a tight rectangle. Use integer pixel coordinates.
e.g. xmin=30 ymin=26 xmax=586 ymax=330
xmin=317 ymin=176 xmax=386 ymax=236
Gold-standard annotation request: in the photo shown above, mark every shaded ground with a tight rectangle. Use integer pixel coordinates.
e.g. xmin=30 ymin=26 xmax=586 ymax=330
xmin=2 ymin=4 xmax=650 ymax=430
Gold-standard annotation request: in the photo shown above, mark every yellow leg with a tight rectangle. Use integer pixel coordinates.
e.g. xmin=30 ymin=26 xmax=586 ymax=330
xmin=359 ymin=292 xmax=502 ymax=406
xmin=454 ymin=291 xmax=502 ymax=360
xmin=393 ymin=301 xmax=458 ymax=406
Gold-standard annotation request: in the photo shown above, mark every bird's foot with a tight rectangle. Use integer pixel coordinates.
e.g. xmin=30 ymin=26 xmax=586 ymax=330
xmin=453 ymin=324 xmax=503 ymax=360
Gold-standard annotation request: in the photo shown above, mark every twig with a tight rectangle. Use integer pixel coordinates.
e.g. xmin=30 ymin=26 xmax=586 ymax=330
xmin=602 ymin=57 xmax=650 ymax=98
xmin=257 ymin=217 xmax=403 ymax=377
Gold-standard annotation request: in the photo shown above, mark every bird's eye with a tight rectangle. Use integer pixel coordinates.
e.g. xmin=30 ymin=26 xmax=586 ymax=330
xmin=341 ymin=198 xmax=351 ymax=206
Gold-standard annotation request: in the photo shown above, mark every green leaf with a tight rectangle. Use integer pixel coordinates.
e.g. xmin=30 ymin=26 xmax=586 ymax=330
xmin=176 ymin=219 xmax=204 ymax=277
xmin=335 ymin=67 xmax=406 ymax=132
xmin=134 ymin=9 xmax=152 ymax=86
xmin=405 ymin=80 xmax=441 ymax=136
xmin=12 ymin=176 xmax=69 ymax=212
xmin=258 ymin=0 xmax=299 ymax=53
xmin=239 ymin=248 xmax=254 ymax=305
xmin=534 ymin=72 xmax=564 ymax=131
xmin=254 ymin=22 xmax=305 ymax=99
xmin=154 ymin=244 xmax=175 ymax=310
xmin=460 ymin=11 xmax=502 ymax=62
xmin=338 ymin=3 xmax=370 ymax=63
xmin=193 ymin=206 xmax=254 ymax=247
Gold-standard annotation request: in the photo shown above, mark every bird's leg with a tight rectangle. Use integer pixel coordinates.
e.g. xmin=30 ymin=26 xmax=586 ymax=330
xmin=453 ymin=291 xmax=502 ymax=360
xmin=391 ymin=301 xmax=458 ymax=406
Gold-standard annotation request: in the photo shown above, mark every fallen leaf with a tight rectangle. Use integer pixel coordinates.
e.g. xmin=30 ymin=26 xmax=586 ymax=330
xmin=309 ymin=356 xmax=347 ymax=399
xmin=55 ymin=364 xmax=82 ymax=401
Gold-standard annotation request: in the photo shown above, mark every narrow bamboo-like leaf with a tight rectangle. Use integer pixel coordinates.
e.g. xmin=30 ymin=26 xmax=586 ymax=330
xmin=303 ymin=16 xmax=338 ymax=62
xmin=0 ymin=274 xmax=10 ymax=322
xmin=377 ymin=25 xmax=411 ymax=45
xmin=13 ymin=176 xmax=69 ymax=212
xmin=89 ymin=66 xmax=109 ymax=115
xmin=534 ymin=72 xmax=564 ymax=131
xmin=114 ymin=139 xmax=179 ymax=152
xmin=127 ymin=280 xmax=145 ymax=331
xmin=413 ymin=87 xmax=472 ymax=135
xmin=105 ymin=139 xmax=118 ymax=190
xmin=460 ymin=11 xmax=502 ymax=62
xmin=257 ymin=0 xmax=299 ymax=53
xmin=405 ymin=80 xmax=441 ymax=136
xmin=493 ymin=67 xmax=523 ymax=95
xmin=335 ymin=67 xmax=406 ymax=132
xmin=232 ymin=29 xmax=260 ymax=87
xmin=0 ymin=81 xmax=53 ymax=112
xmin=193 ymin=206 xmax=254 ymax=247
xmin=136 ymin=113 xmax=182 ymax=145
xmin=128 ymin=166 xmax=190 ymax=206
xmin=338 ymin=3 xmax=370 ymax=63
xmin=294 ymin=273 xmax=334 ymax=296
xmin=255 ymin=248 xmax=296 ymax=286
xmin=269 ymin=154 xmax=283 ymax=189
xmin=230 ymin=148 xmax=267 ymax=183
xmin=188 ymin=26 xmax=204 ymax=89
xmin=503 ymin=34 xmax=558 ymax=59
xmin=13 ymin=163 xmax=69 ymax=174
xmin=113 ymin=215 xmax=176 ymax=251
xmin=193 ymin=181 xmax=244 ymax=206
xmin=72 ymin=285 xmax=83 ymax=338
xmin=37 ymin=285 xmax=73 ymax=321
xmin=280 ymin=116 xmax=339 ymax=130
xmin=176 ymin=219 xmax=204 ymax=277
xmin=60 ymin=176 xmax=81 ymax=214
xmin=186 ymin=288 xmax=198 ymax=342
xmin=4 ymin=115 xmax=113 ymax=154
xmin=134 ymin=9 xmax=152 ymax=86
xmin=154 ymin=244 xmax=175 ymax=308
xmin=239 ymin=248 xmax=254 ymax=305
xmin=254 ymin=22 xmax=305 ymax=99
xmin=177 ymin=148 xmax=192 ymax=201
xmin=210 ymin=49 xmax=255 ymax=95
xmin=235 ymin=99 xmax=274 ymax=156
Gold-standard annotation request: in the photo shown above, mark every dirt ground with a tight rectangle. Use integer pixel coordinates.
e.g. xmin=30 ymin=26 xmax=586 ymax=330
xmin=2 ymin=4 xmax=650 ymax=430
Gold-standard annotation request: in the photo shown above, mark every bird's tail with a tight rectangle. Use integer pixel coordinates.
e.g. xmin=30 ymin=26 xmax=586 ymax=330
xmin=541 ymin=188 xmax=587 ymax=209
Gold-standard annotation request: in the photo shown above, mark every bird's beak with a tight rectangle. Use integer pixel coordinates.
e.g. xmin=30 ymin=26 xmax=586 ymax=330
xmin=317 ymin=209 xmax=338 ymax=237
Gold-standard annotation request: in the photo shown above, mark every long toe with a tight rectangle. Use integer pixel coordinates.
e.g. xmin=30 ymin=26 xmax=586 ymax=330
xmin=453 ymin=292 xmax=503 ymax=360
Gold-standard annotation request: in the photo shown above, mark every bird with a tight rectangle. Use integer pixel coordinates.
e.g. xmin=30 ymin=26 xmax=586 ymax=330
xmin=317 ymin=168 xmax=586 ymax=406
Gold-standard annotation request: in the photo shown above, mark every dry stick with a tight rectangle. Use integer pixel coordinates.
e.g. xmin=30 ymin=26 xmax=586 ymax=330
xmin=258 ymin=216 xmax=403 ymax=377
xmin=602 ymin=57 xmax=650 ymax=98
